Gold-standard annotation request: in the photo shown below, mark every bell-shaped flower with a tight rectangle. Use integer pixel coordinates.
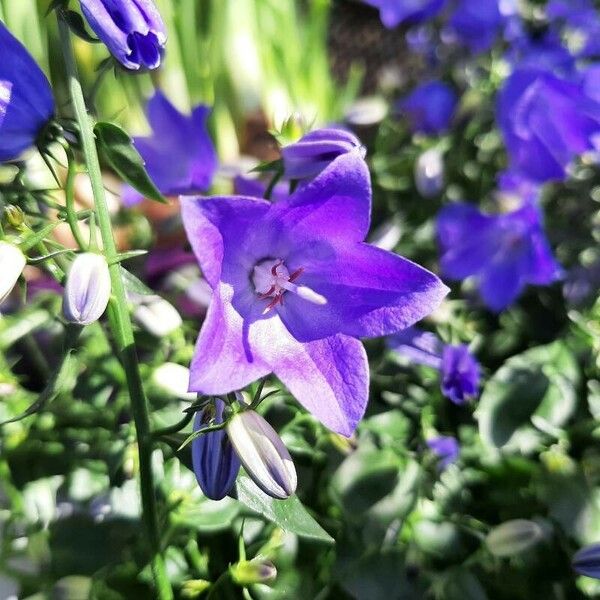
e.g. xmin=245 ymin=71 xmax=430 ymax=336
xmin=192 ymin=400 xmax=240 ymax=501
xmin=123 ymin=92 xmax=217 ymax=206
xmin=426 ymin=435 xmax=460 ymax=469
xmin=281 ymin=128 xmax=365 ymax=181
xmin=63 ymin=253 xmax=111 ymax=325
xmin=497 ymin=68 xmax=600 ymax=183
xmin=396 ymin=81 xmax=457 ymax=136
xmin=79 ymin=0 xmax=166 ymax=70
xmin=226 ymin=410 xmax=297 ymax=499
xmin=0 ymin=241 xmax=26 ymax=305
xmin=363 ymin=0 xmax=446 ymax=29
xmin=0 ymin=21 xmax=54 ymax=162
xmin=437 ymin=196 xmax=562 ymax=311
xmin=447 ymin=0 xmax=508 ymax=53
xmin=181 ymin=144 xmax=448 ymax=435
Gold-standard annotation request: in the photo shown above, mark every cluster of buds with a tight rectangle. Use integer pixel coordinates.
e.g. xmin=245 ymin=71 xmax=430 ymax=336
xmin=192 ymin=397 xmax=297 ymax=501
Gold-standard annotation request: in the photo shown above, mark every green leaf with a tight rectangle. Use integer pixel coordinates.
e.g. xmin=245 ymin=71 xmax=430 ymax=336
xmin=94 ymin=122 xmax=166 ymax=203
xmin=64 ymin=10 xmax=99 ymax=43
xmin=119 ymin=266 xmax=155 ymax=297
xmin=236 ymin=472 xmax=334 ymax=544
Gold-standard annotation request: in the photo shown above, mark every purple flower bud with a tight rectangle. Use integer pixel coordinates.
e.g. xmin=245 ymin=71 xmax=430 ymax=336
xmin=0 ymin=21 xmax=54 ymax=162
xmin=440 ymin=344 xmax=480 ymax=405
xmin=79 ymin=0 xmax=166 ymax=71
xmin=363 ymin=0 xmax=446 ymax=29
xmin=227 ymin=411 xmax=297 ymax=500
xmin=63 ymin=253 xmax=111 ymax=325
xmin=192 ymin=400 xmax=240 ymax=500
xmin=281 ymin=128 xmax=365 ymax=180
xmin=230 ymin=558 xmax=277 ymax=586
xmin=415 ymin=148 xmax=444 ymax=198
xmin=573 ymin=543 xmax=600 ymax=579
xmin=0 ymin=241 xmax=26 ymax=305
xmin=427 ymin=435 xmax=460 ymax=469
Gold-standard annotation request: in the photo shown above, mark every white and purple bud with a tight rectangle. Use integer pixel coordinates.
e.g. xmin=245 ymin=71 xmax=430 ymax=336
xmin=227 ymin=411 xmax=297 ymax=500
xmin=415 ymin=147 xmax=444 ymax=198
xmin=192 ymin=400 xmax=240 ymax=501
xmin=132 ymin=294 xmax=182 ymax=337
xmin=485 ymin=519 xmax=543 ymax=557
xmin=63 ymin=253 xmax=111 ymax=325
xmin=0 ymin=241 xmax=26 ymax=305
xmin=230 ymin=558 xmax=277 ymax=586
xmin=573 ymin=543 xmax=600 ymax=579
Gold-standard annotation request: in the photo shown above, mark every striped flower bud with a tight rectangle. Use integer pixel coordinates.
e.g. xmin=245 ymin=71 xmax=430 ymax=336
xmin=192 ymin=400 xmax=240 ymax=501
xmin=0 ymin=241 xmax=26 ymax=305
xmin=63 ymin=253 xmax=111 ymax=325
xmin=573 ymin=543 xmax=600 ymax=579
xmin=485 ymin=519 xmax=543 ymax=558
xmin=227 ymin=411 xmax=297 ymax=500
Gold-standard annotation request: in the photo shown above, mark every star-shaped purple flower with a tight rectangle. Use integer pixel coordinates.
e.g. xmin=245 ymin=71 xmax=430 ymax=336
xmin=181 ymin=146 xmax=448 ymax=436
xmin=123 ymin=92 xmax=217 ymax=206
xmin=437 ymin=198 xmax=561 ymax=311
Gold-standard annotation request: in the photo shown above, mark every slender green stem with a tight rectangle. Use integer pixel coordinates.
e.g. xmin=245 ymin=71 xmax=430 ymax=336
xmin=56 ymin=14 xmax=173 ymax=600
xmin=64 ymin=147 xmax=87 ymax=249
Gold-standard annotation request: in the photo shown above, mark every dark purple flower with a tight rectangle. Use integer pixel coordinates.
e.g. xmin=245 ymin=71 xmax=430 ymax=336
xmin=363 ymin=0 xmax=446 ymax=29
xmin=79 ymin=0 xmax=166 ymax=70
xmin=440 ymin=344 xmax=480 ymax=404
xmin=497 ymin=69 xmax=600 ymax=183
xmin=427 ymin=436 xmax=459 ymax=469
xmin=447 ymin=0 xmax=509 ymax=53
xmin=0 ymin=21 xmax=54 ymax=162
xmin=573 ymin=543 xmax=600 ymax=579
xmin=192 ymin=400 xmax=240 ymax=500
xmin=505 ymin=30 xmax=576 ymax=76
xmin=123 ymin=92 xmax=217 ymax=206
xmin=547 ymin=0 xmax=600 ymax=59
xmin=437 ymin=199 xmax=561 ymax=311
xmin=396 ymin=81 xmax=457 ymax=136
xmin=281 ymin=128 xmax=364 ymax=180
xmin=181 ymin=146 xmax=448 ymax=435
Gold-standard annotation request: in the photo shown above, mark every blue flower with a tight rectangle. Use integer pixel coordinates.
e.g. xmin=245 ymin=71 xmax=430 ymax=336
xmin=79 ymin=0 xmax=166 ymax=70
xmin=396 ymin=81 xmax=457 ymax=136
xmin=0 ymin=21 xmax=54 ymax=162
xmin=437 ymin=194 xmax=562 ymax=311
xmin=573 ymin=543 xmax=600 ymax=579
xmin=427 ymin=436 xmax=460 ymax=469
xmin=497 ymin=68 xmax=600 ymax=182
xmin=363 ymin=0 xmax=446 ymax=29
xmin=447 ymin=0 xmax=509 ymax=53
xmin=123 ymin=92 xmax=218 ymax=206
xmin=547 ymin=0 xmax=600 ymax=59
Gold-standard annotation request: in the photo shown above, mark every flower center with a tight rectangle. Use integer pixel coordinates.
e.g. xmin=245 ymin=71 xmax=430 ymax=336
xmin=252 ymin=258 xmax=327 ymax=313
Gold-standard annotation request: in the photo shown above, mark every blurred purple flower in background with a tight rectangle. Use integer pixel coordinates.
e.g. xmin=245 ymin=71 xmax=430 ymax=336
xmin=447 ymin=0 xmax=509 ymax=53
xmin=123 ymin=92 xmax=217 ymax=206
xmin=0 ymin=21 xmax=54 ymax=162
xmin=497 ymin=69 xmax=600 ymax=182
xmin=437 ymin=199 xmax=561 ymax=311
xmin=547 ymin=0 xmax=600 ymax=59
xmin=388 ymin=328 xmax=480 ymax=403
xmin=396 ymin=81 xmax=457 ymax=135
xmin=281 ymin=128 xmax=364 ymax=181
xmin=79 ymin=0 xmax=166 ymax=70
xmin=363 ymin=0 xmax=446 ymax=29
xmin=427 ymin=436 xmax=460 ymax=469
xmin=181 ymin=144 xmax=448 ymax=435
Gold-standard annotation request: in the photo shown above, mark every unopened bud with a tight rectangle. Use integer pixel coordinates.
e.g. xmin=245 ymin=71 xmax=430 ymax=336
xmin=230 ymin=558 xmax=277 ymax=586
xmin=63 ymin=253 xmax=111 ymax=325
xmin=573 ymin=543 xmax=600 ymax=579
xmin=133 ymin=294 xmax=182 ymax=337
xmin=485 ymin=519 xmax=543 ymax=557
xmin=0 ymin=241 xmax=26 ymax=305
xmin=3 ymin=205 xmax=24 ymax=228
xmin=415 ymin=148 xmax=444 ymax=198
xmin=152 ymin=363 xmax=196 ymax=400
xmin=181 ymin=579 xmax=211 ymax=598
xmin=227 ymin=411 xmax=297 ymax=499
xmin=192 ymin=400 xmax=240 ymax=500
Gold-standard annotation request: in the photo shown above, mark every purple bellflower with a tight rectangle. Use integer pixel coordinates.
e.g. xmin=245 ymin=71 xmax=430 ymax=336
xmin=181 ymin=146 xmax=448 ymax=436
xmin=0 ymin=21 xmax=54 ymax=162
xmin=447 ymin=0 xmax=506 ymax=53
xmin=192 ymin=400 xmax=240 ymax=500
xmin=281 ymin=128 xmax=365 ymax=181
xmin=427 ymin=436 xmax=459 ymax=469
xmin=437 ymin=199 xmax=561 ymax=311
xmin=79 ymin=0 xmax=166 ymax=70
xmin=396 ymin=81 xmax=457 ymax=136
xmin=497 ymin=68 xmax=600 ymax=183
xmin=363 ymin=0 xmax=446 ymax=29
xmin=123 ymin=92 xmax=217 ymax=206
xmin=387 ymin=327 xmax=480 ymax=404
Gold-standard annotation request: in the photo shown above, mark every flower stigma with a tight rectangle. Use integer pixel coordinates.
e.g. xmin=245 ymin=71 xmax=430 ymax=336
xmin=252 ymin=258 xmax=327 ymax=313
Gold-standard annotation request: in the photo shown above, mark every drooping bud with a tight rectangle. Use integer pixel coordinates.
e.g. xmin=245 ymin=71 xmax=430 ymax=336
xmin=230 ymin=558 xmax=277 ymax=586
xmin=226 ymin=410 xmax=297 ymax=499
xmin=192 ymin=400 xmax=240 ymax=501
xmin=415 ymin=148 xmax=444 ymax=198
xmin=485 ymin=519 xmax=543 ymax=558
xmin=63 ymin=253 xmax=111 ymax=325
xmin=0 ymin=241 xmax=26 ymax=305
xmin=573 ymin=543 xmax=600 ymax=579
xmin=440 ymin=344 xmax=480 ymax=405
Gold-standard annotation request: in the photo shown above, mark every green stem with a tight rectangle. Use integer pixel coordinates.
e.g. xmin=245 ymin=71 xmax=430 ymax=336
xmin=57 ymin=15 xmax=173 ymax=600
xmin=64 ymin=147 xmax=88 ymax=249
